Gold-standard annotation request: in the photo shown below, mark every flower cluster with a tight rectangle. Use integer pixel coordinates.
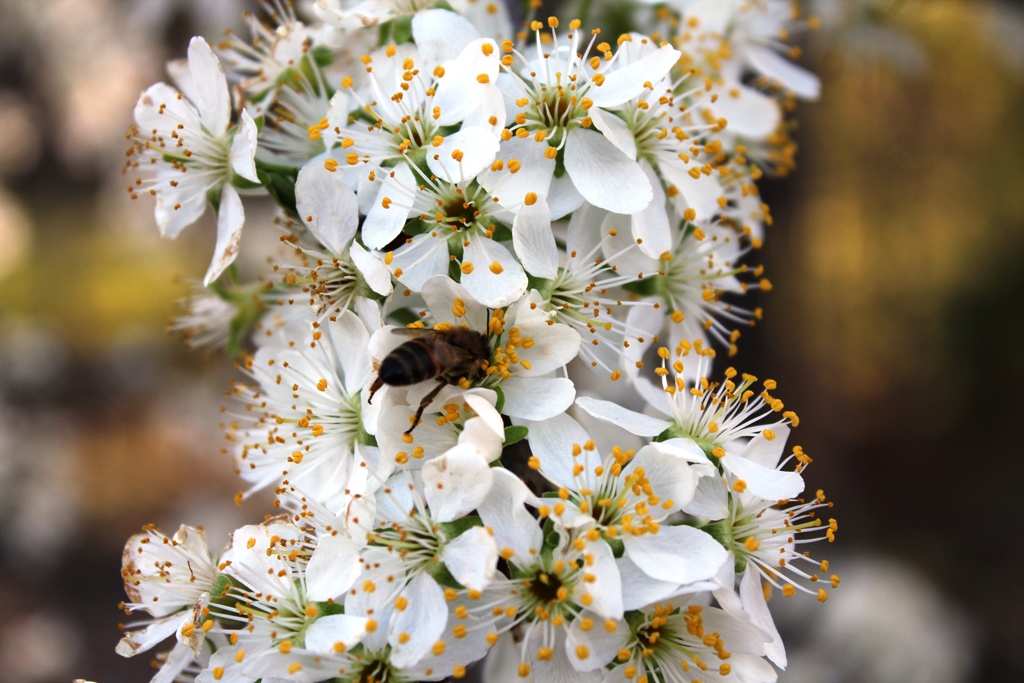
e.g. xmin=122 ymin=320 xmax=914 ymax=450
xmin=119 ymin=1 xmax=837 ymax=681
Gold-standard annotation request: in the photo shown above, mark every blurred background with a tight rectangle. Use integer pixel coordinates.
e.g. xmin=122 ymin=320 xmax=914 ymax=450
xmin=0 ymin=0 xmax=1021 ymax=681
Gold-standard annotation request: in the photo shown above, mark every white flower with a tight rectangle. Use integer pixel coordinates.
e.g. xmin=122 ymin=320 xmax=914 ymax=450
xmin=695 ymin=449 xmax=837 ymax=668
xmin=336 ymin=38 xmax=504 ymax=190
xmin=519 ymin=413 xmax=728 ymax=590
xmin=229 ymin=308 xmax=381 ymax=508
xmin=117 ymin=525 xmax=218 ymax=658
xmin=375 ymin=386 xmax=504 ymax=475
xmin=215 ymin=2 xmax=320 ymax=115
xmin=127 ymin=36 xmax=259 ymax=285
xmin=169 ymin=281 xmax=237 ymax=350
xmin=496 ymin=21 xmax=680 ymax=215
xmin=578 ymin=340 xmax=805 ymax=502
xmin=582 ymin=600 xmax=778 ymax=682
xmin=474 ymin=469 xmax=625 ymax=679
xmin=340 ymin=453 xmax=499 ymax=667
xmin=369 ymin=161 xmax=528 ymax=308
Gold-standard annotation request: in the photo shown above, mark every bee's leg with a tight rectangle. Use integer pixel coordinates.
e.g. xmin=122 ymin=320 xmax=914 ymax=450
xmin=405 ymin=379 xmax=447 ymax=435
xmin=368 ymin=376 xmax=384 ymax=404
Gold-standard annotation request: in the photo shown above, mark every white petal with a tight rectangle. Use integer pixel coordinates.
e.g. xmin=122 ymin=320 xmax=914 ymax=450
xmin=421 ymin=274 xmax=488 ymax=330
xmin=442 ymin=526 xmax=497 ymax=591
xmin=305 ymin=534 xmax=361 ymax=601
xmin=626 ymin=445 xmax=697 ymax=513
xmin=305 ymin=613 xmax=370 ymax=653
xmin=587 ymin=44 xmax=681 ymax=108
xmin=422 ymin=443 xmax=494 ymax=522
xmin=652 ymin=437 xmax=713 ymax=465
xmin=740 ymin=565 xmax=787 ymax=667
xmin=351 ymin=242 xmax=393 ymax=296
xmin=659 ymin=159 xmax=723 ymax=221
xmin=622 ymin=525 xmax=728 ymax=584
xmin=710 ymin=82 xmax=781 ymax=140
xmin=500 ymin=376 xmax=575 ymax=420
xmin=116 ymin=613 xmax=181 ymax=657
xmin=425 ymin=126 xmax=499 ymax=183
xmin=722 ymin=451 xmax=804 ymax=501
xmin=520 ymin=412 xmax=594 ymax=490
xmin=476 ymin=468 xmax=542 ymax=565
xmin=546 ymin=170 xmax=586 ymax=219
xmin=477 ymin=136 xmax=553 ymax=206
xmin=412 ymin=8 xmax=480 ymax=67
xmin=328 ymin=310 xmax=373 ymax=396
xmin=461 ymin=237 xmax=527 ymax=308
xmin=587 ymin=107 xmax=637 ymax=160
xmin=512 ymin=320 xmax=581 ymax=377
xmin=567 ymin=610 xmax=629 ymax=672
xmin=295 ymin=161 xmax=359 ymax=255
xmin=362 ymin=163 xmax=415 ymax=249
xmin=203 ymin=184 xmax=244 ymax=285
xmin=230 ymin=110 xmax=260 ymax=183
xmin=564 ymin=127 xmax=651 ymax=214
xmin=575 ymin=396 xmax=669 ymax=437
xmin=580 ymin=539 xmax=623 ymax=620
xmin=630 ymin=160 xmax=670 ymax=258
xmin=155 ymin=186 xmax=207 ymax=239
xmin=512 ymin=197 xmax=558 ymax=279
xmin=746 ymin=45 xmax=821 ymax=100
xmin=390 ymin=572 xmax=448 ymax=668
xmin=742 ymin=424 xmax=790 ymax=469
xmin=187 ymin=36 xmax=230 ymax=134
xmin=684 ymin=472 xmax=730 ymax=520
xmin=389 ymin=234 xmax=451 ymax=292
xmin=458 ymin=414 xmax=504 ymax=462
xmin=617 ymin=555 xmax=718 ymax=611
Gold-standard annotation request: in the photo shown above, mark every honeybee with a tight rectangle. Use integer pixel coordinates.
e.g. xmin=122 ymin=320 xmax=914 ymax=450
xmin=368 ymin=326 xmax=490 ymax=435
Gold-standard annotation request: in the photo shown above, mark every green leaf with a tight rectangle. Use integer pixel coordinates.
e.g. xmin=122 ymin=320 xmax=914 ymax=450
xmin=378 ymin=20 xmax=392 ymax=46
xmin=431 ymin=0 xmax=456 ymax=11
xmin=553 ymin=147 xmax=567 ymax=178
xmin=231 ymin=173 xmax=264 ymax=191
xmin=604 ymin=536 xmax=625 ymax=558
xmin=502 ymin=425 xmax=529 ymax=448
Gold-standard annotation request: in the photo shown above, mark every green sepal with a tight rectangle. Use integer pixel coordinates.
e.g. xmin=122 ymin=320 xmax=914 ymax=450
xmin=527 ymin=274 xmax=555 ymax=299
xmin=431 ymin=0 xmax=456 ymax=11
xmin=623 ymin=609 xmax=646 ymax=632
xmin=489 ymin=222 xmax=513 ymax=244
xmin=553 ymin=147 xmax=567 ymax=178
xmin=206 ymin=186 xmax=222 ymax=212
xmin=388 ymin=307 xmax=422 ymax=326
xmin=439 ymin=515 xmax=483 ymax=541
xmin=540 ymin=517 xmax=561 ymax=560
xmin=231 ymin=173 xmax=264 ymax=191
xmin=424 ymin=559 xmax=463 ymax=589
xmin=208 ymin=574 xmax=243 ymax=607
xmin=448 ymin=258 xmax=464 ymax=282
xmin=604 ymin=535 xmax=625 ymax=558
xmin=313 ymin=600 xmax=347 ymax=617
xmin=492 ymin=386 xmax=506 ymax=414
xmin=310 ymin=45 xmax=334 ymax=68
xmin=502 ymin=425 xmax=529 ymax=448
xmin=378 ymin=20 xmax=392 ymax=45
xmin=257 ymin=168 xmax=298 ymax=217
xmin=621 ymin=276 xmax=660 ymax=297
xmin=392 ymin=15 xmax=414 ymax=44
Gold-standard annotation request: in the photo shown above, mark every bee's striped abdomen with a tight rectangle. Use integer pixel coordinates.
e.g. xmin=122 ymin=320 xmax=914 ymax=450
xmin=378 ymin=340 xmax=441 ymax=386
